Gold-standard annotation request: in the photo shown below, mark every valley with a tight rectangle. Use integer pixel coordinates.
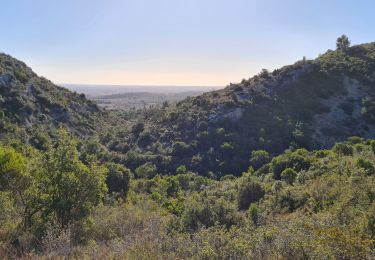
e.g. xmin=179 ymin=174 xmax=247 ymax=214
xmin=0 ymin=39 xmax=374 ymax=259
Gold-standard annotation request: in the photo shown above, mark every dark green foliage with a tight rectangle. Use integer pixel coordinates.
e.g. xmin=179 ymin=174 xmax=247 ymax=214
xmin=250 ymin=150 xmax=270 ymax=170
xmin=131 ymin=122 xmax=144 ymax=136
xmin=135 ymin=162 xmax=157 ymax=178
xmin=281 ymin=168 xmax=297 ymax=184
xmin=220 ymin=174 xmax=236 ymax=181
xmin=36 ymin=129 xmax=108 ymax=227
xmin=96 ymin=43 xmax=375 ymax=177
xmin=248 ymin=203 xmax=258 ymax=224
xmin=237 ymin=176 xmax=265 ymax=210
xmin=356 ymin=158 xmax=375 ymax=175
xmin=336 ymin=34 xmax=350 ymax=51
xmin=172 ymin=141 xmax=190 ymax=157
xmin=333 ymin=142 xmax=354 ymax=155
xmin=181 ymin=196 xmax=239 ymax=232
xmin=270 ymin=149 xmax=311 ymax=179
xmin=0 ymin=146 xmax=28 ymax=194
xmin=106 ymin=162 xmax=131 ymax=197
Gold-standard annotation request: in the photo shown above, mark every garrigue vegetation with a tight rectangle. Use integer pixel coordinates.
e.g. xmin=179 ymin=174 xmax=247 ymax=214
xmin=0 ymin=133 xmax=374 ymax=258
xmin=0 ymin=38 xmax=374 ymax=258
xmin=98 ymin=41 xmax=375 ymax=178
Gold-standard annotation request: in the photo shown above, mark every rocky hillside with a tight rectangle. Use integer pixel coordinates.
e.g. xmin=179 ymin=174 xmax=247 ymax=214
xmin=0 ymin=53 xmax=103 ymax=142
xmin=104 ymin=42 xmax=375 ymax=176
xmin=1 ymin=43 xmax=374 ymax=177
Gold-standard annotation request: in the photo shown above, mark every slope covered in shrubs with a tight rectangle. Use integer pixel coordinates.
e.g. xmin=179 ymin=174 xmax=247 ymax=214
xmin=0 ymin=39 xmax=375 ymax=259
xmin=2 ymin=136 xmax=373 ymax=259
xmin=0 ymin=53 xmax=103 ymax=144
xmin=102 ymin=42 xmax=375 ymax=177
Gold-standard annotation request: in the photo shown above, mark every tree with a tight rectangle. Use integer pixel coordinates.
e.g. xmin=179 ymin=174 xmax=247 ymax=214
xmin=0 ymin=146 xmax=29 ymax=202
xmin=172 ymin=141 xmax=190 ymax=157
xmin=250 ymin=150 xmax=270 ymax=170
xmin=131 ymin=122 xmax=144 ymax=136
xmin=106 ymin=162 xmax=131 ymax=197
xmin=135 ymin=162 xmax=157 ymax=179
xmin=332 ymin=142 xmax=353 ymax=155
xmin=356 ymin=159 xmax=375 ymax=176
xmin=35 ymin=129 xmax=108 ymax=228
xmin=270 ymin=149 xmax=311 ymax=179
xmin=281 ymin=168 xmax=297 ymax=184
xmin=0 ymin=146 xmax=31 ymax=227
xmin=237 ymin=177 xmax=265 ymax=210
xmin=336 ymin=34 xmax=350 ymax=51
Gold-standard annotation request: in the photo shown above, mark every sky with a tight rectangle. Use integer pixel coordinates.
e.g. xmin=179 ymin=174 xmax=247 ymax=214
xmin=1 ymin=0 xmax=375 ymax=87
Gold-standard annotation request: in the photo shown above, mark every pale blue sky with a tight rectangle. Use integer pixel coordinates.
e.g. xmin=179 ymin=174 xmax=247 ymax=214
xmin=1 ymin=0 xmax=374 ymax=86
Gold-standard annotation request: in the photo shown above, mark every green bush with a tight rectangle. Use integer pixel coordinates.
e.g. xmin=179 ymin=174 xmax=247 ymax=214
xmin=250 ymin=150 xmax=270 ymax=170
xmin=270 ymin=150 xmax=311 ymax=179
xmin=176 ymin=165 xmax=187 ymax=175
xmin=237 ymin=177 xmax=265 ymax=210
xmin=356 ymin=158 xmax=375 ymax=175
xmin=332 ymin=142 xmax=353 ymax=155
xmin=106 ymin=163 xmax=131 ymax=197
xmin=181 ymin=196 xmax=239 ymax=232
xmin=135 ymin=162 xmax=157 ymax=179
xmin=371 ymin=140 xmax=375 ymax=154
xmin=172 ymin=141 xmax=190 ymax=157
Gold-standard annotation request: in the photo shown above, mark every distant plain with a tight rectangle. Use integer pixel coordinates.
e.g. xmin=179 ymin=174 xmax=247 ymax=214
xmin=64 ymin=84 xmax=222 ymax=109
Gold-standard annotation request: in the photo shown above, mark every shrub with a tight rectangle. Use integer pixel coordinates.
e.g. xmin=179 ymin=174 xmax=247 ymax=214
xmin=270 ymin=150 xmax=311 ymax=179
xmin=176 ymin=165 xmax=187 ymax=175
xmin=216 ymin=128 xmax=225 ymax=135
xmin=336 ymin=34 xmax=350 ymax=51
xmin=371 ymin=140 xmax=375 ymax=154
xmin=237 ymin=177 xmax=265 ymax=210
xmin=181 ymin=196 xmax=239 ymax=232
xmin=105 ymin=163 xmax=131 ymax=197
xmin=248 ymin=203 xmax=258 ymax=224
xmin=348 ymin=136 xmax=363 ymax=144
xmin=172 ymin=141 xmax=190 ymax=157
xmin=176 ymin=174 xmax=191 ymax=191
xmin=135 ymin=162 xmax=157 ymax=179
xmin=35 ymin=129 xmax=108 ymax=228
xmin=250 ymin=150 xmax=270 ymax=170
xmin=281 ymin=168 xmax=297 ymax=185
xmin=221 ymin=142 xmax=234 ymax=151
xmin=356 ymin=159 xmax=375 ymax=176
xmin=332 ymin=142 xmax=353 ymax=156
xmin=220 ymin=174 xmax=236 ymax=181
xmin=131 ymin=122 xmax=144 ymax=136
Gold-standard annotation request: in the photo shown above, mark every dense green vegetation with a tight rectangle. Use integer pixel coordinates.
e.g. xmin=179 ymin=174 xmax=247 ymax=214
xmin=0 ymin=133 xmax=374 ymax=258
xmin=98 ymin=42 xmax=375 ymax=178
xmin=0 ymin=39 xmax=375 ymax=258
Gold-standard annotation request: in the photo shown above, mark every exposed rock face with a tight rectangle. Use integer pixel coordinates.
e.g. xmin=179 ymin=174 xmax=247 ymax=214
xmin=223 ymin=108 xmax=243 ymax=122
xmin=311 ymin=77 xmax=375 ymax=148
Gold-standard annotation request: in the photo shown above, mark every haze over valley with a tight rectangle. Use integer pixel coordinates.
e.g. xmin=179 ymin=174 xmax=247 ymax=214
xmin=65 ymin=84 xmax=221 ymax=109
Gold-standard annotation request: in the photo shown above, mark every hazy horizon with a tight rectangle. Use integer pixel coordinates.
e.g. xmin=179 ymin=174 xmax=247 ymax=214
xmin=64 ymin=83 xmax=222 ymax=96
xmin=1 ymin=1 xmax=375 ymax=86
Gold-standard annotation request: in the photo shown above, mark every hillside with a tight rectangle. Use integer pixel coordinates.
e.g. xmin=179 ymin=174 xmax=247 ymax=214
xmin=103 ymin=42 xmax=375 ymax=177
xmin=0 ymin=41 xmax=375 ymax=259
xmin=0 ymin=53 xmax=103 ymax=143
